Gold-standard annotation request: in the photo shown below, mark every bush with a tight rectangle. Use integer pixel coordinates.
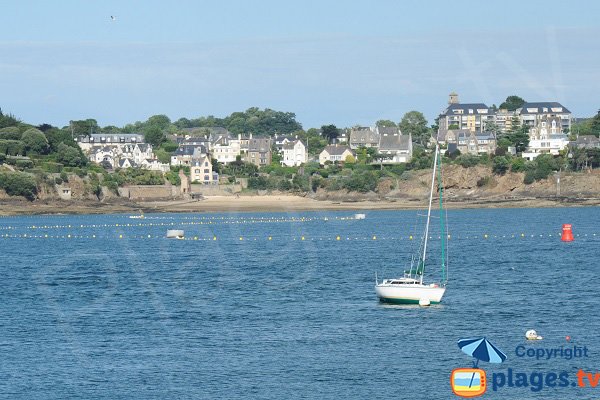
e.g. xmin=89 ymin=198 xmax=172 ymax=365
xmin=0 ymin=139 xmax=25 ymax=156
xmin=56 ymin=143 xmax=86 ymax=167
xmin=278 ymin=179 xmax=292 ymax=191
xmin=0 ymin=126 xmax=22 ymax=140
xmin=54 ymin=177 xmax=63 ymax=185
xmin=456 ymin=154 xmax=479 ymax=168
xmin=60 ymin=171 xmax=69 ymax=182
xmin=510 ymin=157 xmax=526 ymax=172
xmin=42 ymin=162 xmax=64 ymax=173
xmin=492 ymin=156 xmax=509 ymax=175
xmin=523 ymin=171 xmax=535 ymax=184
xmin=477 ymin=176 xmax=491 ymax=187
xmin=0 ymin=171 xmax=38 ymax=200
xmin=15 ymin=159 xmax=34 ymax=170
xmin=165 ymin=171 xmax=181 ymax=186
xmin=21 ymin=128 xmax=49 ymax=155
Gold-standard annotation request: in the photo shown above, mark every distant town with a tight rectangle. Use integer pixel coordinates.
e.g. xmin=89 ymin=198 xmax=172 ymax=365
xmin=0 ymin=93 xmax=599 ymax=203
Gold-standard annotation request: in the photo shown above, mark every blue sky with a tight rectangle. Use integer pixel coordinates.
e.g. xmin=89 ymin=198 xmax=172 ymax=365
xmin=1 ymin=0 xmax=599 ymax=129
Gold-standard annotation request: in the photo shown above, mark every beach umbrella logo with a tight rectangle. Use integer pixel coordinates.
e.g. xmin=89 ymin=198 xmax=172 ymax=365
xmin=451 ymin=337 xmax=507 ymax=398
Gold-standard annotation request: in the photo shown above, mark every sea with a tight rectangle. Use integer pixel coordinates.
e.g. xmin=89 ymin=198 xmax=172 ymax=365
xmin=1 ymin=207 xmax=599 ymax=399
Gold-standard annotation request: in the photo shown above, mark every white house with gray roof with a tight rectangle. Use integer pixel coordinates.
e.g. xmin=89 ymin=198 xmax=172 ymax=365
xmin=281 ymin=140 xmax=307 ymax=167
xmin=319 ymin=145 xmax=355 ymax=164
xmin=375 ymin=126 xmax=413 ymax=163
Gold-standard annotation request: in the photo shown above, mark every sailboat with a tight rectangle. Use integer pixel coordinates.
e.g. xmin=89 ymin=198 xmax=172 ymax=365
xmin=375 ymin=144 xmax=448 ymax=304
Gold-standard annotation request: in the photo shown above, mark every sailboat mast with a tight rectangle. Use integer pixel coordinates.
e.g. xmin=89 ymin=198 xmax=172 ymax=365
xmin=420 ymin=144 xmax=439 ymax=283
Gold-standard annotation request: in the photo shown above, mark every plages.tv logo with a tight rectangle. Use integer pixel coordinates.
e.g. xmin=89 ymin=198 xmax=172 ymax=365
xmin=451 ymin=337 xmax=507 ymax=398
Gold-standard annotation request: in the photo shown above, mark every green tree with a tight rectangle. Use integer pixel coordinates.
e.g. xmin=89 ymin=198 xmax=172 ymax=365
xmin=45 ymin=128 xmax=78 ymax=152
xmin=590 ymin=109 xmax=600 ymax=137
xmin=21 ymin=128 xmax=49 ymax=155
xmin=0 ymin=108 xmax=20 ymax=128
xmin=144 ymin=126 xmax=166 ymax=147
xmin=499 ymin=95 xmax=526 ymax=111
xmin=321 ymin=124 xmax=339 ymax=143
xmin=146 ymin=114 xmax=172 ymax=131
xmin=70 ymin=119 xmax=98 ymax=136
xmin=0 ymin=126 xmax=22 ymax=140
xmin=399 ymin=111 xmax=429 ymax=146
xmin=376 ymin=120 xmax=397 ymax=127
xmin=492 ymin=156 xmax=509 ymax=175
xmin=0 ymin=171 xmax=37 ymax=200
xmin=56 ymin=143 xmax=87 ymax=167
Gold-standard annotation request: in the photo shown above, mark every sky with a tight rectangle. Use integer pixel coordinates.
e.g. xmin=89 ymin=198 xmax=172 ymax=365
xmin=1 ymin=0 xmax=599 ymax=129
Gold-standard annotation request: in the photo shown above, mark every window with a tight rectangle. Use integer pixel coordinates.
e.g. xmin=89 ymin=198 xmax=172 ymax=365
xmin=205 ymin=162 xmax=208 ymax=166
xmin=204 ymin=169 xmax=209 ymax=173
xmin=195 ymin=169 xmax=200 ymax=173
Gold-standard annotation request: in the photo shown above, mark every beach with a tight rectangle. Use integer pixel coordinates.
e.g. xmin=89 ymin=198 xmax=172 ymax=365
xmin=1 ymin=194 xmax=598 ymax=216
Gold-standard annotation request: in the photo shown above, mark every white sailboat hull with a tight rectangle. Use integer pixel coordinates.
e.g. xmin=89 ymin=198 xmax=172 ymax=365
xmin=375 ymin=283 xmax=446 ymax=304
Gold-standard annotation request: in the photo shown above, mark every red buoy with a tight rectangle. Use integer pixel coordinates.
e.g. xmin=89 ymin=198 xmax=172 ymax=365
xmin=561 ymin=224 xmax=574 ymax=242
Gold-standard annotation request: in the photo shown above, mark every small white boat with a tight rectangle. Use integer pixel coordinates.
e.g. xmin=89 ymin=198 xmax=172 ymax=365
xmin=166 ymin=229 xmax=185 ymax=239
xmin=354 ymin=213 xmax=366 ymax=220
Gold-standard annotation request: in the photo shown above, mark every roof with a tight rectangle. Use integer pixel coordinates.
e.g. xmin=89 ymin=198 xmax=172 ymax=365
xmin=349 ymin=128 xmax=379 ymax=144
xmin=248 ymin=138 xmax=272 ymax=152
xmin=321 ymin=145 xmax=353 ymax=156
xmin=440 ymin=103 xmax=491 ymax=116
xmin=282 ymin=140 xmax=305 ymax=150
xmin=119 ymin=158 xmax=137 ymax=168
xmin=79 ymin=133 xmax=145 ymax=143
xmin=518 ymin=102 xmax=571 ymax=114
xmin=174 ymin=144 xmax=207 ymax=156
xmin=576 ymin=135 xmax=600 ymax=144
xmin=378 ymin=132 xmax=410 ymax=151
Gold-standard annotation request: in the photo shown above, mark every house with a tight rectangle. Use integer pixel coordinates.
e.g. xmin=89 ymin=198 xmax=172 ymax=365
xmin=449 ymin=130 xmax=497 ymax=155
xmin=190 ymin=155 xmax=217 ymax=184
xmin=349 ymin=127 xmax=380 ymax=149
xmin=76 ymin=133 xmax=145 ymax=152
xmin=522 ymin=116 xmax=569 ymax=160
xmin=171 ymin=145 xmax=208 ymax=166
xmin=376 ymin=127 xmax=413 ymax=163
xmin=571 ymin=135 xmax=600 ymax=149
xmin=319 ymin=145 xmax=355 ymax=164
xmin=437 ymin=93 xmax=495 ymax=139
xmin=210 ymin=132 xmax=241 ymax=164
xmin=78 ymin=133 xmax=168 ymax=171
xmin=245 ymin=138 xmax=272 ymax=167
xmin=516 ymin=102 xmax=571 ymax=133
xmin=336 ymin=129 xmax=349 ymax=144
xmin=274 ymin=135 xmax=294 ymax=150
xmin=141 ymin=158 xmax=170 ymax=173
xmin=281 ymin=140 xmax=307 ymax=167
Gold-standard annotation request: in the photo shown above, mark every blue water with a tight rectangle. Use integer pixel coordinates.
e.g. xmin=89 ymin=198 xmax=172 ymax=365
xmin=1 ymin=207 xmax=599 ymax=399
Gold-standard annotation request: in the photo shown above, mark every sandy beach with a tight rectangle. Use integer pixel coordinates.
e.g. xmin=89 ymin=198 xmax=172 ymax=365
xmin=0 ymin=194 xmax=598 ymax=216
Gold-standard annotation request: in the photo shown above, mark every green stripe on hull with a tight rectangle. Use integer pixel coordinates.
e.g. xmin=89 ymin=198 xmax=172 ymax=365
xmin=378 ymin=297 xmax=441 ymax=305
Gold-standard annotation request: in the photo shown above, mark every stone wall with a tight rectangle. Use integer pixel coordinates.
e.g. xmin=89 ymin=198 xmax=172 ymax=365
xmin=190 ymin=184 xmax=242 ymax=196
xmin=118 ymin=185 xmax=180 ymax=200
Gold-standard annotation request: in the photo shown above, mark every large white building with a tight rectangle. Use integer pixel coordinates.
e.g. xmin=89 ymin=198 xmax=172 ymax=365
xmin=522 ymin=116 xmax=570 ymax=160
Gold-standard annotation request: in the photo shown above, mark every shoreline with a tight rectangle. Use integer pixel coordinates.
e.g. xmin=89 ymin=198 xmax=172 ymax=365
xmin=0 ymin=195 xmax=598 ymax=216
